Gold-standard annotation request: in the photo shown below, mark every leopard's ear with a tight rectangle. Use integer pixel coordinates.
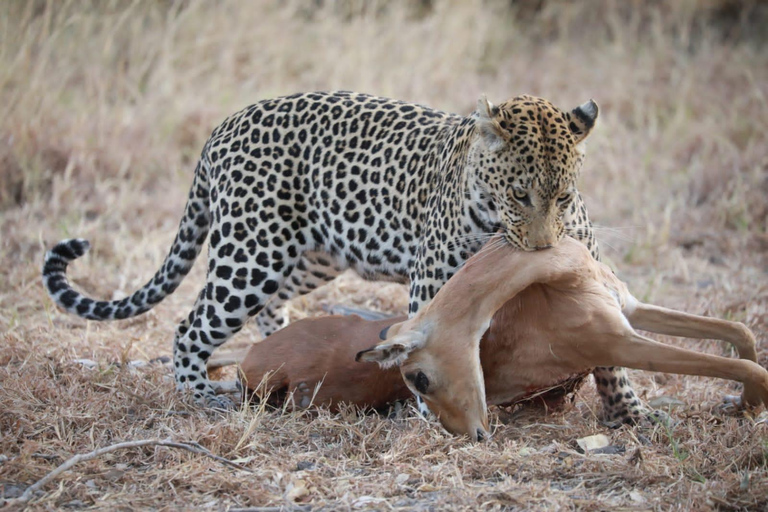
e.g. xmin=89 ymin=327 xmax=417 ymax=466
xmin=476 ymin=95 xmax=505 ymax=152
xmin=567 ymin=99 xmax=599 ymax=145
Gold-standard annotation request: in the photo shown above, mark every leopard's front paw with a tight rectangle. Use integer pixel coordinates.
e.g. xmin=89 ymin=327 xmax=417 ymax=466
xmin=600 ymin=402 xmax=669 ymax=429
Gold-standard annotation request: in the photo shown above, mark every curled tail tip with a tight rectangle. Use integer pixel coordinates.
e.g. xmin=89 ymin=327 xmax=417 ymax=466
xmin=46 ymin=238 xmax=91 ymax=263
xmin=69 ymin=238 xmax=91 ymax=256
xmin=43 ymin=238 xmax=91 ymax=280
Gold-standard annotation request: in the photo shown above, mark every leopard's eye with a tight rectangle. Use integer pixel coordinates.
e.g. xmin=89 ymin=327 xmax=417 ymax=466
xmin=511 ymin=188 xmax=531 ymax=207
xmin=557 ymin=192 xmax=572 ymax=205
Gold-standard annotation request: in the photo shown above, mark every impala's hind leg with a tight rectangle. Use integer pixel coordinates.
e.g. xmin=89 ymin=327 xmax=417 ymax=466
xmin=595 ymin=331 xmax=768 ymax=409
xmin=626 ymin=302 xmax=762 ymax=407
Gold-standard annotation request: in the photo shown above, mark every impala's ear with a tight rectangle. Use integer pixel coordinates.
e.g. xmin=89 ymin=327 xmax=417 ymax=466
xmin=476 ymin=95 xmax=505 ymax=152
xmin=355 ymin=331 xmax=425 ymax=369
xmin=568 ymin=99 xmax=599 ymax=144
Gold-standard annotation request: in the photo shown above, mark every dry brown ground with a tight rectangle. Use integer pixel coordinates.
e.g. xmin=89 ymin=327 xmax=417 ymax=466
xmin=1 ymin=1 xmax=767 ymax=510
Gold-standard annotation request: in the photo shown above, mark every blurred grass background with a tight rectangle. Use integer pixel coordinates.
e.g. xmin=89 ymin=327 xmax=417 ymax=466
xmin=1 ymin=1 xmax=768 ymax=509
xmin=2 ymin=0 xmax=767 ymax=252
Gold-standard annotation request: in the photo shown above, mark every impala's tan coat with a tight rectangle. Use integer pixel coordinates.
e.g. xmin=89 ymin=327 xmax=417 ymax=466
xmin=235 ymin=237 xmax=768 ymax=441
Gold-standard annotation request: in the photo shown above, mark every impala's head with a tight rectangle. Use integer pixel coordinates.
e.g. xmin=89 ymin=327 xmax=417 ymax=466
xmin=468 ymin=94 xmax=598 ymax=251
xmin=356 ymin=320 xmax=490 ymax=442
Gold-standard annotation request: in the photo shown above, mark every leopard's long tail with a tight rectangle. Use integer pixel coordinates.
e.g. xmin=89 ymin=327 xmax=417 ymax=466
xmin=42 ymin=161 xmax=210 ymax=320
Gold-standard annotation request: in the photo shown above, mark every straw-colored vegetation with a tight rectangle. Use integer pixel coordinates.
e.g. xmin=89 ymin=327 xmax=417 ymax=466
xmin=1 ymin=0 xmax=767 ymax=509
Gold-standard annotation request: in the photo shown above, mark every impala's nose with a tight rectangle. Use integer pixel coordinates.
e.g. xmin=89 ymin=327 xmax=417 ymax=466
xmin=475 ymin=426 xmax=491 ymax=442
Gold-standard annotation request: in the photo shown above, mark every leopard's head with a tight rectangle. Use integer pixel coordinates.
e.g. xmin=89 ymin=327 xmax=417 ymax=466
xmin=467 ymin=94 xmax=598 ymax=250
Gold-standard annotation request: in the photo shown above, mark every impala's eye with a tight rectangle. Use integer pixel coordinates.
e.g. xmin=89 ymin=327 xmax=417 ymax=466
xmin=511 ymin=188 xmax=531 ymax=207
xmin=405 ymin=371 xmax=430 ymax=394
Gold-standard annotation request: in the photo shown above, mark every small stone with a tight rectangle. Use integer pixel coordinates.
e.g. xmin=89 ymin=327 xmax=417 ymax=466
xmin=576 ymin=434 xmax=610 ymax=453
xmin=73 ymin=359 xmax=98 ymax=369
xmin=1 ymin=483 xmax=24 ymax=499
xmin=295 ymin=461 xmax=315 ymax=471
xmin=648 ymin=396 xmax=685 ymax=409
xmin=395 ymin=473 xmax=410 ymax=485
xmin=590 ymin=444 xmax=625 ymax=455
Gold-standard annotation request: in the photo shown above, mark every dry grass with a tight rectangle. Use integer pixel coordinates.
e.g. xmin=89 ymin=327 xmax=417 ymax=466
xmin=1 ymin=0 xmax=767 ymax=509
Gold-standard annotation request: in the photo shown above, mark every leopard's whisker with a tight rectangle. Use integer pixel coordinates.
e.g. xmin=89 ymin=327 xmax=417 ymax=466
xmin=470 ymin=238 xmax=508 ymax=265
xmin=596 ymin=238 xmax=620 ymax=253
xmin=446 ymin=232 xmax=498 ymax=249
xmin=592 ymin=223 xmax=640 ymax=231
xmin=592 ymin=226 xmax=636 ymax=244
xmin=451 ymin=231 xmax=498 ymax=242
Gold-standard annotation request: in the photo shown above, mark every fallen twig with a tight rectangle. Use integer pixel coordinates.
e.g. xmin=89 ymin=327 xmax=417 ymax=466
xmin=3 ymin=438 xmax=253 ymax=508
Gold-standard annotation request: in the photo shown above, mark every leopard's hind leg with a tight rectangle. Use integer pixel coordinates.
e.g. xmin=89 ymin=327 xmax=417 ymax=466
xmin=173 ymin=235 xmax=303 ymax=407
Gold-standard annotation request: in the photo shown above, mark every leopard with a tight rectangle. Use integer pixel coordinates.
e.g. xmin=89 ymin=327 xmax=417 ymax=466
xmin=43 ymin=90 xmax=646 ymax=425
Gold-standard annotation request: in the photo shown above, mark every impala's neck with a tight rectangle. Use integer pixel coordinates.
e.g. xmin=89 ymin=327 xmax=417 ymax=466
xmin=421 ymin=243 xmax=563 ymax=330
